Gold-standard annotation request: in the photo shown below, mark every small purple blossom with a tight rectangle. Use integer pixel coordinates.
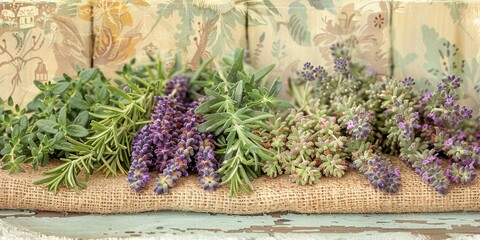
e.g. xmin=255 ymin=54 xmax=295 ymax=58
xmin=444 ymin=97 xmax=454 ymax=107
xmin=401 ymin=77 xmax=415 ymax=87
xmin=444 ymin=138 xmax=454 ymax=148
xmin=345 ymin=108 xmax=372 ymax=140
xmin=333 ymin=58 xmax=350 ymax=76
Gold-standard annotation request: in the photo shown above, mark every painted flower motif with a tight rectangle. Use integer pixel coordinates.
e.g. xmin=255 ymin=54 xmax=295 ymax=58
xmin=373 ymin=13 xmax=385 ymax=29
xmin=143 ymin=42 xmax=159 ymax=56
xmin=80 ymin=0 xmax=133 ymax=38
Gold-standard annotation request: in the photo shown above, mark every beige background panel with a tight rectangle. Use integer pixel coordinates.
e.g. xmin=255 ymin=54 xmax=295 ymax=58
xmin=392 ymin=2 xmax=480 ymax=109
xmin=248 ymin=0 xmax=392 ymax=84
xmin=91 ymin=0 xmax=248 ymax=77
xmin=0 ymin=1 xmax=92 ymax=107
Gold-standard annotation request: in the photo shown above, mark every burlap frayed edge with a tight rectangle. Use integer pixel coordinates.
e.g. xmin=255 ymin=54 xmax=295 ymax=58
xmin=0 ymin=157 xmax=479 ymax=214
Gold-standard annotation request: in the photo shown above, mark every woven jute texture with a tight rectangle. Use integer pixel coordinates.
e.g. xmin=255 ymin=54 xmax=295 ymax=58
xmin=0 ymin=157 xmax=479 ymax=214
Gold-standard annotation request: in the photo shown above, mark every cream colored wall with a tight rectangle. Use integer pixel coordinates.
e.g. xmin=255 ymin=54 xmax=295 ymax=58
xmin=1 ymin=0 xmax=479 ymax=111
xmin=0 ymin=1 xmax=92 ymax=106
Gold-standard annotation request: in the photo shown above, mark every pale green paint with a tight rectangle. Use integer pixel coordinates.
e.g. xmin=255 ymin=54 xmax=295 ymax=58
xmin=1 ymin=211 xmax=480 ymax=239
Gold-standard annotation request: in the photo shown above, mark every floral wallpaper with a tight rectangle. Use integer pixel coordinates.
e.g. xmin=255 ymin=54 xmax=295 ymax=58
xmin=0 ymin=0 xmax=92 ymax=106
xmin=85 ymin=0 xmax=257 ymax=77
xmin=1 ymin=0 xmax=479 ymax=112
xmin=248 ymin=0 xmax=392 ymax=93
xmin=392 ymin=1 xmax=480 ymax=112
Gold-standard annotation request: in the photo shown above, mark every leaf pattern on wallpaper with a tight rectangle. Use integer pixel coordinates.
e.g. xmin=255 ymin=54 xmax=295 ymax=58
xmin=393 ymin=50 xmax=417 ymax=77
xmin=52 ymin=15 xmax=91 ymax=76
xmin=246 ymin=0 xmax=280 ymax=27
xmin=312 ymin=2 xmax=389 ymax=74
xmin=175 ymin=8 xmax=196 ymax=51
xmin=422 ymin=25 xmax=480 ymax=106
xmin=444 ymin=2 xmax=473 ymax=39
xmin=308 ymin=0 xmax=336 ymax=14
xmin=421 ymin=25 xmax=464 ymax=78
xmin=150 ymin=1 xmax=275 ymax=69
xmin=286 ymin=1 xmax=311 ymax=47
xmin=78 ymin=0 xmax=150 ymax=67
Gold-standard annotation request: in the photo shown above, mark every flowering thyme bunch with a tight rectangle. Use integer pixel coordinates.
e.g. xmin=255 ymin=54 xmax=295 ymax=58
xmin=340 ymin=106 xmax=401 ymax=193
xmin=127 ymin=76 xmax=220 ymax=194
xmin=263 ymin=101 xmax=348 ymax=185
xmin=390 ymin=75 xmax=479 ymax=194
xmin=279 ymin=42 xmax=401 ymax=194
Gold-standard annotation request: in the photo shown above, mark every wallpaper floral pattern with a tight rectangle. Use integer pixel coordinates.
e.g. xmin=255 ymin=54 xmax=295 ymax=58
xmin=248 ymin=0 xmax=392 ymax=89
xmin=0 ymin=0 xmax=92 ymax=106
xmin=392 ymin=1 xmax=480 ymax=111
xmin=1 ymin=0 xmax=479 ymax=112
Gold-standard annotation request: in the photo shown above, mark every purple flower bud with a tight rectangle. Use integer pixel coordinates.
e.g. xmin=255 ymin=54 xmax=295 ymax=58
xmin=444 ymin=97 xmax=454 ymax=107
xmin=444 ymin=138 xmax=454 ymax=148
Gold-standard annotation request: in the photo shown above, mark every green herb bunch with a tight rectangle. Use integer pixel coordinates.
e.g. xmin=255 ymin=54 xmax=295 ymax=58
xmin=0 ymin=57 xmax=189 ymax=192
xmin=1 ymin=69 xmax=104 ymax=174
xmin=195 ymin=49 xmax=291 ymax=196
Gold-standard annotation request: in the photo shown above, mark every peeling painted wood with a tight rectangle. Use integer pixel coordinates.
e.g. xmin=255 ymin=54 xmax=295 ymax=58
xmin=1 ymin=211 xmax=479 ymax=239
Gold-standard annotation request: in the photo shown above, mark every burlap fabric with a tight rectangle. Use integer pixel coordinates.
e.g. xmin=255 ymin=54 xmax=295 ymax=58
xmin=0 ymin=157 xmax=479 ymax=214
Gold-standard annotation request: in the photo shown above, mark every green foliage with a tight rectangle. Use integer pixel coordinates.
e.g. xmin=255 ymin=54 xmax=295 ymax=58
xmin=196 ymin=48 xmax=291 ymax=196
xmin=1 ymin=56 xmax=183 ymax=192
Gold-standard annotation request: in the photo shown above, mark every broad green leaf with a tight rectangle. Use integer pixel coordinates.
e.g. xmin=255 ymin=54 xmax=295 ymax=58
xmin=58 ymin=107 xmax=67 ymax=127
xmin=70 ymin=97 xmax=90 ymax=110
xmin=51 ymin=82 xmax=70 ymax=95
xmin=195 ymin=98 xmax=222 ymax=114
xmin=36 ymin=120 xmax=59 ymax=134
xmin=276 ymin=100 xmax=294 ymax=108
xmin=227 ymin=48 xmax=245 ymax=82
xmin=73 ymin=111 xmax=89 ymax=126
xmin=66 ymin=125 xmax=89 ymax=138
xmin=268 ymin=78 xmax=282 ymax=97
xmin=78 ymin=68 xmax=99 ymax=84
xmin=233 ymin=80 xmax=244 ymax=105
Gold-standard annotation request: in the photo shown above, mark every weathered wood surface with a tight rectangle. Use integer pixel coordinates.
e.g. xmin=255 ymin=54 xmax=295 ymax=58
xmin=1 ymin=211 xmax=479 ymax=239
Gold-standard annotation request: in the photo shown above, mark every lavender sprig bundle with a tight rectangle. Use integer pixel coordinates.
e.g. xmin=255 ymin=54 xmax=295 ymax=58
xmin=127 ymin=76 xmax=220 ymax=194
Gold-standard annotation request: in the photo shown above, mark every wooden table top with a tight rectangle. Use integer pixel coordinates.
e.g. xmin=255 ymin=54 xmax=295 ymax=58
xmin=1 ymin=210 xmax=479 ymax=239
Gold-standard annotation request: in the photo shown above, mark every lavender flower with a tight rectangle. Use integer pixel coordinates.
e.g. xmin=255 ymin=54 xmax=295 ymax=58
xmin=301 ymin=63 xmax=328 ymax=82
xmin=446 ymin=163 xmax=476 ymax=184
xmin=302 ymin=62 xmax=315 ymax=81
xmin=128 ymin=76 xmax=220 ymax=194
xmin=334 ymin=58 xmax=351 ymax=76
xmin=166 ymin=76 xmax=188 ymax=100
xmin=352 ymin=151 xmax=401 ymax=194
xmin=127 ymin=125 xmax=155 ymax=192
xmin=346 ymin=108 xmax=372 ymax=140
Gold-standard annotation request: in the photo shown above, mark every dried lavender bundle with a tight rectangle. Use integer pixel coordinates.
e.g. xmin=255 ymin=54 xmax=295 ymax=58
xmin=127 ymin=76 xmax=220 ymax=194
